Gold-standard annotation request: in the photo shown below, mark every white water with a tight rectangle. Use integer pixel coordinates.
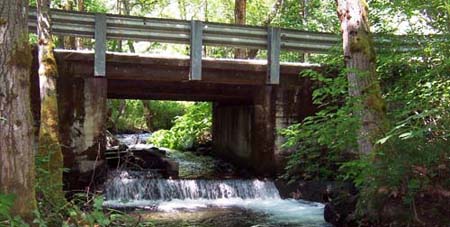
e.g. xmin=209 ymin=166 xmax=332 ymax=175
xmin=115 ymin=133 xmax=152 ymax=146
xmin=103 ymin=171 xmax=327 ymax=225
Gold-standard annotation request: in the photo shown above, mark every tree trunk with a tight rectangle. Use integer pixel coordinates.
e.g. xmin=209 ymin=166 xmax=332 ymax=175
xmin=36 ymin=0 xmax=66 ymax=207
xmin=336 ymin=0 xmax=386 ymax=154
xmin=203 ymin=0 xmax=208 ymax=56
xmin=178 ymin=0 xmax=187 ymax=20
xmin=234 ymin=0 xmax=247 ymax=59
xmin=298 ymin=0 xmax=308 ymax=62
xmin=0 ymin=0 xmax=37 ymax=221
xmin=63 ymin=1 xmax=76 ymax=49
xmin=246 ymin=0 xmax=283 ymax=59
xmin=75 ymin=0 xmax=84 ymax=49
xmin=142 ymin=101 xmax=153 ymax=132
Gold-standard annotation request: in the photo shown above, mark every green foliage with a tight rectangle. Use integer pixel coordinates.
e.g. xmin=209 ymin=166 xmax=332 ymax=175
xmin=0 ymin=194 xmax=28 ymax=226
xmin=82 ymin=0 xmax=108 ymax=13
xmin=280 ymin=1 xmax=450 ymax=222
xmin=34 ymin=147 xmax=151 ymax=226
xmin=280 ymin=55 xmax=360 ymax=181
xmin=275 ymin=0 xmax=339 ymax=32
xmin=149 ymin=101 xmax=188 ymax=130
xmin=150 ymin=102 xmax=212 ymax=150
xmin=35 ymin=146 xmax=66 ymax=225
xmin=107 ymin=100 xmax=187 ymax=132
xmin=351 ymin=25 xmax=450 ymax=222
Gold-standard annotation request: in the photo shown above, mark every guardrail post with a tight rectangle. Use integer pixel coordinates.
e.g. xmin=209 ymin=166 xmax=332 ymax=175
xmin=190 ymin=20 xmax=203 ymax=80
xmin=267 ymin=27 xmax=280 ymax=84
xmin=95 ymin=14 xmax=107 ymax=77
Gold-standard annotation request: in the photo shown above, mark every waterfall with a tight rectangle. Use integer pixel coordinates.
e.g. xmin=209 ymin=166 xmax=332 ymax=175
xmin=105 ymin=171 xmax=280 ymax=201
xmin=103 ymin=170 xmax=327 ymax=225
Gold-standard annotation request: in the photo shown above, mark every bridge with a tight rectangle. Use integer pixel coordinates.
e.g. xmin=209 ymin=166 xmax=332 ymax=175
xmin=25 ymin=8 xmax=426 ymax=188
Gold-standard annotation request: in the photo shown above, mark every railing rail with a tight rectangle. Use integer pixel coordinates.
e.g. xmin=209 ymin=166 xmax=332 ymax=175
xmin=27 ymin=8 xmax=340 ymax=52
xmin=24 ymin=8 xmax=445 ymax=84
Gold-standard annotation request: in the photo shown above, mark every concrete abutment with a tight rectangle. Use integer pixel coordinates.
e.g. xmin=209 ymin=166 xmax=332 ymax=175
xmin=213 ymin=84 xmax=315 ymax=175
xmin=58 ymin=75 xmax=108 ymax=190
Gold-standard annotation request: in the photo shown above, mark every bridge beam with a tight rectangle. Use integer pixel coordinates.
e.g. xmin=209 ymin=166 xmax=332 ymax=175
xmin=53 ymin=51 xmax=320 ymax=86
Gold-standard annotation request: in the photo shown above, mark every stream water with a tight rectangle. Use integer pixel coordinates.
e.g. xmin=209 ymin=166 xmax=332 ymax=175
xmin=106 ymin=134 xmax=329 ymax=226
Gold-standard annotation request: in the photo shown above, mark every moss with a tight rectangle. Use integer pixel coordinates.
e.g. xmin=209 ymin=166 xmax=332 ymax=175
xmin=0 ymin=17 xmax=6 ymax=26
xmin=10 ymin=33 xmax=32 ymax=69
xmin=350 ymin=31 xmax=376 ymax=62
xmin=43 ymin=53 xmax=58 ymax=78
xmin=38 ymin=74 xmax=65 ymax=208
xmin=366 ymin=93 xmax=386 ymax=115
xmin=42 ymin=42 xmax=59 ymax=78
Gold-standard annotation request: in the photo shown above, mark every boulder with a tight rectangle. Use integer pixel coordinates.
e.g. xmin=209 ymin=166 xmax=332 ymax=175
xmin=275 ymin=179 xmax=356 ymax=202
xmin=107 ymin=147 xmax=179 ymax=178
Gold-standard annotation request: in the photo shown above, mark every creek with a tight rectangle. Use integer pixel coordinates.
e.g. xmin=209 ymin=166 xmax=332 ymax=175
xmin=104 ymin=133 xmax=329 ymax=226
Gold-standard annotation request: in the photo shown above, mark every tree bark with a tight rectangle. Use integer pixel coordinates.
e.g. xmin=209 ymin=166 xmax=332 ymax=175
xmin=0 ymin=0 xmax=37 ymax=221
xmin=336 ymin=0 xmax=386 ymax=154
xmin=234 ymin=0 xmax=247 ymax=59
xmin=36 ymin=0 xmax=66 ymax=207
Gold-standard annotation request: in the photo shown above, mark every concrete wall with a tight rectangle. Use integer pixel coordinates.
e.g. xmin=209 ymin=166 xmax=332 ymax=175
xmin=30 ymin=53 xmax=109 ymax=191
xmin=212 ymin=86 xmax=277 ymax=175
xmin=273 ymin=82 xmax=315 ymax=172
xmin=212 ymin=103 xmax=253 ymax=166
xmin=212 ymin=83 xmax=315 ymax=176
xmin=58 ymin=73 xmax=108 ymax=190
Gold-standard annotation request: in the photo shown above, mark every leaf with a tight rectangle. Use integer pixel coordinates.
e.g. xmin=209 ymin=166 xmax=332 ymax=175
xmin=93 ymin=197 xmax=104 ymax=210
xmin=399 ymin=132 xmax=413 ymax=139
xmin=376 ymin=135 xmax=393 ymax=144
xmin=0 ymin=193 xmax=15 ymax=217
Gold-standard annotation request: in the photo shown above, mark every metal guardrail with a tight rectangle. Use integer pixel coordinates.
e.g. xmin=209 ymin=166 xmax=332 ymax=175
xmin=27 ymin=8 xmax=339 ymax=52
xmin=26 ymin=8 xmax=341 ymax=84
xmin=25 ymin=8 xmax=445 ymax=84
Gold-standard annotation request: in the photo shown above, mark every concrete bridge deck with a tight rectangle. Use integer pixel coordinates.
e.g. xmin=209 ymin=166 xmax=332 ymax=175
xmin=56 ymin=50 xmax=319 ymax=102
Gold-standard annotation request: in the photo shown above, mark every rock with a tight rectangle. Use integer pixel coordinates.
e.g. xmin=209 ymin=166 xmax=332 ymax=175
xmin=323 ymin=183 xmax=359 ymax=227
xmin=149 ymin=147 xmax=166 ymax=157
xmin=274 ymin=179 xmax=359 ymax=226
xmin=163 ymin=159 xmax=179 ymax=178
xmin=106 ymin=130 xmax=120 ymax=148
xmin=118 ymin=143 xmax=129 ymax=151
xmin=275 ymin=179 xmax=356 ymax=203
xmin=324 ymin=193 xmax=358 ymax=226
xmin=107 ymin=147 xmax=178 ymax=178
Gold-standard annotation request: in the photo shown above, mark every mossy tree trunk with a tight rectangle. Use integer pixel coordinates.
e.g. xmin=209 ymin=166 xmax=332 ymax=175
xmin=0 ymin=0 xmax=37 ymax=221
xmin=36 ymin=0 xmax=66 ymax=207
xmin=336 ymin=0 xmax=386 ymax=154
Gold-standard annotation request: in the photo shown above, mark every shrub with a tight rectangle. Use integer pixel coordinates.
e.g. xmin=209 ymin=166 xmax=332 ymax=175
xmin=150 ymin=102 xmax=212 ymax=150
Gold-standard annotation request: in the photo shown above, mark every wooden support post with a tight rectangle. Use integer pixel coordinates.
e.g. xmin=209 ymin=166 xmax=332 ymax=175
xmin=95 ymin=14 xmax=106 ymax=77
xmin=267 ymin=27 xmax=280 ymax=84
xmin=190 ymin=20 xmax=203 ymax=80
